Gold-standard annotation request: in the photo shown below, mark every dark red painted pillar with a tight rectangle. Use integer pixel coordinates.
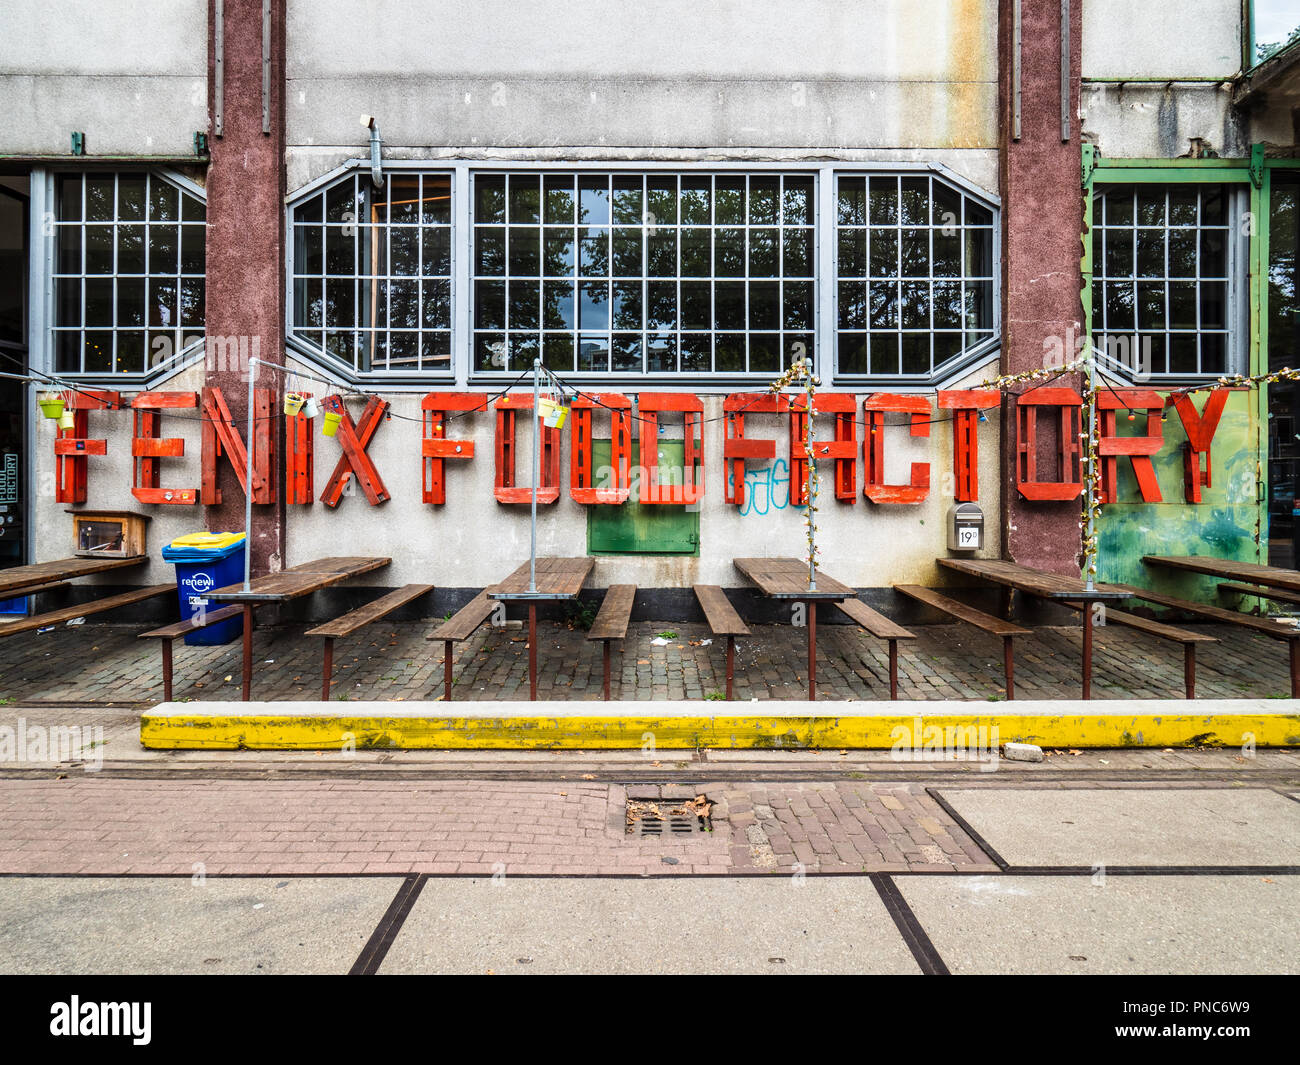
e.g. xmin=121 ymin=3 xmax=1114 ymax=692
xmin=999 ymin=0 xmax=1084 ymax=576
xmin=204 ymin=0 xmax=286 ymax=575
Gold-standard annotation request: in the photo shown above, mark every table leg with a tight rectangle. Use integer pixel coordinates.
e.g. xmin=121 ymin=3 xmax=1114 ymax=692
xmin=1184 ymin=644 xmax=1196 ymax=700
xmin=321 ymin=636 xmax=333 ymax=701
xmin=241 ymin=603 xmax=254 ymax=701
xmin=1082 ymin=600 xmax=1093 ymax=701
xmin=161 ymin=639 xmax=173 ymax=703
xmin=1290 ymin=638 xmax=1299 ymax=699
xmin=1003 ymin=635 xmax=1015 ymax=700
xmin=888 ymin=639 xmax=898 ymax=700
xmin=444 ymin=639 xmax=454 ymax=702
xmin=528 ymin=603 xmax=538 ymax=702
xmin=807 ymin=600 xmax=816 ymax=701
xmin=603 ymin=641 xmax=611 ymax=701
xmin=726 ymin=636 xmax=735 ymax=700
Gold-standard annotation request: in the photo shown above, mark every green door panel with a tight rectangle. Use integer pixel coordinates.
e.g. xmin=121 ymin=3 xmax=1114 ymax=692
xmin=586 ymin=440 xmax=700 ymax=555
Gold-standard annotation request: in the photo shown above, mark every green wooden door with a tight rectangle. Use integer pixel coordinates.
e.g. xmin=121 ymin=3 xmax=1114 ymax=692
xmin=586 ymin=440 xmax=700 ymax=555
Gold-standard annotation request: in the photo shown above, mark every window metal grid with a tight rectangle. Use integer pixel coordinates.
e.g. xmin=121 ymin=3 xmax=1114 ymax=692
xmin=1091 ymin=184 xmax=1236 ymax=378
xmin=834 ymin=173 xmax=996 ymax=379
xmin=290 ymin=170 xmax=453 ymax=375
xmin=470 ymin=171 xmax=817 ymax=377
xmin=51 ymin=172 xmax=206 ymax=375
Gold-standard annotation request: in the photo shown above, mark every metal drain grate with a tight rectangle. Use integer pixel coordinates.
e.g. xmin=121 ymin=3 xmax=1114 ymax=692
xmin=626 ymin=795 xmax=713 ymax=836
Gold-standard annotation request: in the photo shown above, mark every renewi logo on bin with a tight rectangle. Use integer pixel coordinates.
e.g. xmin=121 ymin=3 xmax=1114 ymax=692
xmin=184 ymin=571 xmax=215 ymax=594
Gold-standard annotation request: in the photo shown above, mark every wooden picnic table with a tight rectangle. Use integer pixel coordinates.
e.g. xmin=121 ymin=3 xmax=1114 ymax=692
xmin=489 ymin=557 xmax=596 ymax=700
xmin=209 ymin=556 xmax=391 ymax=699
xmin=734 ymin=557 xmax=856 ymax=700
xmin=1143 ymin=555 xmax=1300 ymax=594
xmin=0 ymin=555 xmax=147 ymax=598
xmin=937 ymin=557 xmax=1131 ymax=699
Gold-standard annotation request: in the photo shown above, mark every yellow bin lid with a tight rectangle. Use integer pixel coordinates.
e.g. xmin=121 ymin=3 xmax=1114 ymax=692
xmin=168 ymin=531 xmax=246 ymax=550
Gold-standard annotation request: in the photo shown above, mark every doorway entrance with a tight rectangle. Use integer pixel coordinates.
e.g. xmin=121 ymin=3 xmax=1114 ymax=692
xmin=0 ymin=179 xmax=29 ymax=604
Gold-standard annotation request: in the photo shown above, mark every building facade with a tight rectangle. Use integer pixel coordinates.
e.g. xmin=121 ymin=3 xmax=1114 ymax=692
xmin=0 ymin=1 xmax=1297 ymax=618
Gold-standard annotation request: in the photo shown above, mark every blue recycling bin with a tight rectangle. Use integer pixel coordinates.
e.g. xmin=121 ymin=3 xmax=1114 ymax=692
xmin=160 ymin=532 xmax=247 ymax=646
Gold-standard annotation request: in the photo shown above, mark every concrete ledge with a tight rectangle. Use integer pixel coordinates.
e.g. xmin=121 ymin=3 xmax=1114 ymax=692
xmin=139 ymin=699 xmax=1300 ymax=751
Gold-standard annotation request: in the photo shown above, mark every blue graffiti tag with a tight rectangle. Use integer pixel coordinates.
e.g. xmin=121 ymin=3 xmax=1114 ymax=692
xmin=732 ymin=458 xmax=792 ymax=517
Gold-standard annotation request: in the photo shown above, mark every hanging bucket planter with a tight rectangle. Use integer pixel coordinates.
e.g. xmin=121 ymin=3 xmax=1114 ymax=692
xmin=301 ymin=396 xmax=321 ymax=420
xmin=58 ymin=408 xmax=76 ymax=431
xmin=321 ymin=410 xmax=342 ymax=437
xmin=38 ymin=392 xmax=65 ymax=420
xmin=283 ymin=391 xmax=306 ymax=416
xmin=538 ymin=397 xmax=569 ymax=430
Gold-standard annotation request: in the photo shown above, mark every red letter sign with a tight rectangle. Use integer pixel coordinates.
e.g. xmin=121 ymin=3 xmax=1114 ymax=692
xmin=495 ymin=393 xmax=560 ymax=504
xmin=1015 ymin=387 xmax=1083 ymax=501
xmin=321 ymin=395 xmax=391 ymax=507
xmin=723 ymin=393 xmax=787 ymax=507
xmin=937 ymin=389 xmax=999 ymax=502
xmin=789 ymin=393 xmax=858 ymax=505
xmin=1098 ymin=389 xmax=1165 ymax=503
xmin=1171 ymin=388 xmax=1233 ymax=503
xmin=54 ymin=389 xmax=118 ymax=503
xmin=637 ymin=393 xmax=704 ymax=505
xmin=200 ymin=387 xmax=275 ymax=505
xmin=570 ymin=393 xmax=632 ymax=504
xmin=131 ymin=392 xmax=198 ymax=505
xmin=422 ymin=392 xmax=486 ymax=505
xmin=863 ymin=393 xmax=930 ymax=505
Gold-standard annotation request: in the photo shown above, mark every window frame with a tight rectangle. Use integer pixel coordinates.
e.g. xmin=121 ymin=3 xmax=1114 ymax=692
xmin=1084 ymin=160 xmax=1252 ymax=384
xmin=284 ymin=158 xmax=1001 ymax=391
xmin=41 ymin=167 xmax=207 ymax=384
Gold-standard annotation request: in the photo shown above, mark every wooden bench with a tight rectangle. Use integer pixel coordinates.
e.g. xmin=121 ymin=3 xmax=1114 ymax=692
xmin=427 ymin=590 xmax=501 ymax=701
xmin=306 ymin=584 xmax=434 ymax=701
xmin=693 ymin=585 xmax=750 ymax=700
xmin=0 ymin=584 xmax=175 ymax=639
xmin=587 ymin=584 xmax=636 ymax=700
xmin=895 ymin=585 xmax=1031 ymax=699
xmin=835 ymin=598 xmax=916 ymax=700
xmin=139 ymin=604 xmax=246 ymax=701
xmin=1059 ymin=600 xmax=1216 ymax=698
xmin=1113 ymin=583 xmax=1300 ymax=697
xmin=1216 ymin=582 xmax=1300 ymax=609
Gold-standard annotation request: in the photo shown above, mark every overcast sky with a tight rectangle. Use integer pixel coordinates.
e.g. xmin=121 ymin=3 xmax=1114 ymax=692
xmin=1257 ymin=1 xmax=1300 ymax=42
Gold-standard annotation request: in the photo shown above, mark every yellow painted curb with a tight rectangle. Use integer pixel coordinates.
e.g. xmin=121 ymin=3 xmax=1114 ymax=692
xmin=139 ymin=704 xmax=1300 ymax=750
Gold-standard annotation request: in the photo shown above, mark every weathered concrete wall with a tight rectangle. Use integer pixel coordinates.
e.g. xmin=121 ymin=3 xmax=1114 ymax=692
xmin=285 ymin=0 xmax=998 ymax=157
xmin=1080 ymin=0 xmax=1246 ymax=158
xmin=1082 ymin=0 xmax=1242 ymax=79
xmin=0 ymin=0 xmax=208 ymax=156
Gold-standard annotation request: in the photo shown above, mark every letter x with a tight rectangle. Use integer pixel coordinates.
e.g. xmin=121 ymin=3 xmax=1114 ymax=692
xmin=321 ymin=395 xmax=391 ymax=507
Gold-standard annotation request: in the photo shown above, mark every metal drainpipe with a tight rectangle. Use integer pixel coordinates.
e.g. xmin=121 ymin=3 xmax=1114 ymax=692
xmin=367 ymin=118 xmax=384 ymax=190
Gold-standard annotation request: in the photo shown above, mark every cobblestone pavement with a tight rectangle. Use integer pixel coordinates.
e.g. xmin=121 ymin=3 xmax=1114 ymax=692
xmin=0 ymin=617 xmax=1287 ymax=703
xmin=0 ymin=778 xmax=998 ymax=876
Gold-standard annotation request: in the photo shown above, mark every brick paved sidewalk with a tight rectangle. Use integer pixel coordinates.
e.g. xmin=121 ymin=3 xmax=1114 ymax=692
xmin=0 ymin=778 xmax=997 ymax=876
xmin=0 ymin=618 xmax=1289 ymax=704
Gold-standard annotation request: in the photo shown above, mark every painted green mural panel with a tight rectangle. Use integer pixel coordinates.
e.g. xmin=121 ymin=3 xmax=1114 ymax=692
xmin=1095 ymin=390 xmax=1260 ymax=602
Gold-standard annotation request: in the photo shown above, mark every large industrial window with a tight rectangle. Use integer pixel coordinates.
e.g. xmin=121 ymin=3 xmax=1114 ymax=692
xmin=1090 ymin=184 xmax=1242 ymax=379
xmin=52 ymin=172 xmax=206 ymax=375
xmin=290 ymin=171 xmax=453 ymax=375
xmin=834 ymin=173 xmax=996 ymax=381
xmin=471 ymin=171 xmax=815 ymax=378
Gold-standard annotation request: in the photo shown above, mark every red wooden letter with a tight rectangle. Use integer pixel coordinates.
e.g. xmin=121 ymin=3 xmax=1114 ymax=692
xmin=494 ymin=393 xmax=560 ymax=504
xmin=422 ymin=392 xmax=487 ymax=505
xmin=790 ymin=393 xmax=858 ymax=505
xmin=131 ymin=391 xmax=198 ymax=505
xmin=1097 ymin=390 xmax=1165 ymax=504
xmin=285 ymin=393 xmax=314 ymax=505
xmin=570 ymin=393 xmax=632 ymax=504
xmin=1015 ymin=387 xmax=1083 ymax=501
xmin=1171 ymin=388 xmax=1233 ymax=503
xmin=637 ymin=393 xmax=704 ymax=505
xmin=723 ymin=393 xmax=787 ymax=507
xmin=321 ymin=395 xmax=391 ymax=507
xmin=200 ymin=387 xmax=275 ymax=505
xmin=863 ymin=393 xmax=931 ymax=505
xmin=54 ymin=389 xmax=118 ymax=503
xmin=937 ymin=389 xmax=999 ymax=502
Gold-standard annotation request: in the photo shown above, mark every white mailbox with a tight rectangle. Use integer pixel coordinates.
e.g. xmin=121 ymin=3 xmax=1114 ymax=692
xmin=947 ymin=502 xmax=984 ymax=552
